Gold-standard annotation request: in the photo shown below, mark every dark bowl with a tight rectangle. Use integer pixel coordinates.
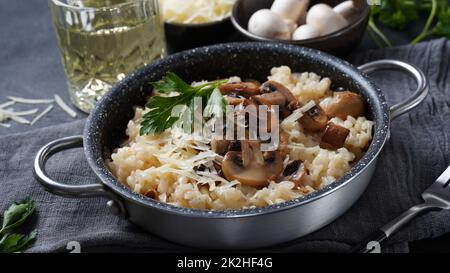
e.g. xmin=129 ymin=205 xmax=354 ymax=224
xmin=165 ymin=18 xmax=234 ymax=52
xmin=231 ymin=0 xmax=370 ymax=56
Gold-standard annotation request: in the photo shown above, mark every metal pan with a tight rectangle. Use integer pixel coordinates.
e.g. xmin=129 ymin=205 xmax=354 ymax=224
xmin=33 ymin=43 xmax=428 ymax=249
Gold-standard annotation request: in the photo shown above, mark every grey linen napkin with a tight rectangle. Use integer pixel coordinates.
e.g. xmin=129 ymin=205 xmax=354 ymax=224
xmin=0 ymin=38 xmax=449 ymax=253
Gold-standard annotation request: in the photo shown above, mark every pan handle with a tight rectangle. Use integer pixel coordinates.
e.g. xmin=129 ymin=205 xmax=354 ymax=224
xmin=33 ymin=135 xmax=126 ymax=218
xmin=358 ymin=59 xmax=429 ymax=121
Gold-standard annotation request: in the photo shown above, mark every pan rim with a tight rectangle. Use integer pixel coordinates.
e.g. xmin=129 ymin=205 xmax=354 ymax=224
xmin=84 ymin=42 xmax=390 ymax=219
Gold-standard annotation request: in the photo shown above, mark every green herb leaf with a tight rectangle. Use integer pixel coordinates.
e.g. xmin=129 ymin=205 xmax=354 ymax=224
xmin=204 ymin=87 xmax=226 ymax=118
xmin=151 ymin=72 xmax=193 ymax=94
xmin=140 ymin=73 xmax=227 ymax=135
xmin=140 ymin=91 xmax=195 ymax=135
xmin=0 ymin=230 xmax=37 ymax=253
xmin=377 ymin=0 xmax=418 ymax=29
xmin=0 ymin=198 xmax=35 ymax=234
xmin=433 ymin=6 xmax=450 ymax=38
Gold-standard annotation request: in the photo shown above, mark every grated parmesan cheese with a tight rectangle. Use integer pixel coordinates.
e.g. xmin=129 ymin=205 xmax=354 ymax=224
xmin=0 ymin=109 xmax=31 ymax=124
xmin=0 ymin=94 xmax=78 ymax=128
xmin=54 ymin=94 xmax=77 ymax=118
xmin=7 ymin=96 xmax=54 ymax=104
xmin=31 ymin=105 xmax=54 ymax=125
xmin=3 ymin=108 xmax=39 ymax=116
xmin=161 ymin=0 xmax=236 ymax=24
xmin=0 ymin=101 xmax=16 ymax=109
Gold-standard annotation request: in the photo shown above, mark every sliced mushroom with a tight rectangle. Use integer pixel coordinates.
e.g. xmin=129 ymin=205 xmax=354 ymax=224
xmin=321 ymin=91 xmax=364 ymax=119
xmin=320 ymin=122 xmax=350 ymax=150
xmin=287 ymin=100 xmax=301 ymax=111
xmin=144 ymin=189 xmax=159 ymax=199
xmin=223 ymin=95 xmax=245 ymax=106
xmin=211 ymin=138 xmax=231 ymax=154
xmin=260 ymin=80 xmax=296 ymax=103
xmin=298 ymin=104 xmax=328 ymax=133
xmin=279 ymin=129 xmax=290 ymax=155
xmin=228 ymin=140 xmax=241 ymax=151
xmin=253 ymin=91 xmax=287 ymax=106
xmin=222 ymin=141 xmax=285 ymax=188
xmin=281 ymin=160 xmax=308 ymax=188
xmin=219 ymin=82 xmax=260 ymax=98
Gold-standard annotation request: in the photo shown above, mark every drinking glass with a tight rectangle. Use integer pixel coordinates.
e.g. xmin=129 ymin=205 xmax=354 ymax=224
xmin=49 ymin=0 xmax=166 ymax=113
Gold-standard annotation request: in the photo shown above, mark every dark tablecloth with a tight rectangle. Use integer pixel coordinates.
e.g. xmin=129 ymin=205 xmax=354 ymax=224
xmin=1 ymin=0 xmax=449 ymax=253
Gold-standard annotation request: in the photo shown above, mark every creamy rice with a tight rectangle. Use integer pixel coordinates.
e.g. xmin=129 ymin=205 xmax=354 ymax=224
xmin=107 ymin=66 xmax=374 ymax=210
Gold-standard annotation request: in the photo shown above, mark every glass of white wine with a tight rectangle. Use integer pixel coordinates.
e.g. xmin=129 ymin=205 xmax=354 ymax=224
xmin=49 ymin=0 xmax=166 ymax=113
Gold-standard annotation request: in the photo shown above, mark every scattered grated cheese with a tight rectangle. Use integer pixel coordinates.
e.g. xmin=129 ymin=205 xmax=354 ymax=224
xmin=7 ymin=96 xmax=54 ymax=104
xmin=4 ymin=108 xmax=39 ymax=116
xmin=54 ymin=94 xmax=77 ymax=118
xmin=0 ymin=101 xmax=16 ymax=109
xmin=0 ymin=109 xmax=31 ymax=124
xmin=161 ymin=0 xmax=236 ymax=24
xmin=0 ymin=94 xmax=80 ymax=129
xmin=31 ymin=105 xmax=54 ymax=125
xmin=8 ymin=114 xmax=30 ymax=124
xmin=300 ymin=100 xmax=316 ymax=112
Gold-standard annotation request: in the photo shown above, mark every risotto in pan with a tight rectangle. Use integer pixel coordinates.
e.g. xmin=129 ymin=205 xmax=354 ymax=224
xmin=107 ymin=66 xmax=374 ymax=210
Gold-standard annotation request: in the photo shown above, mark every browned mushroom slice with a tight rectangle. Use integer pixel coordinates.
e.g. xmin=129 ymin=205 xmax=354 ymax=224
xmin=144 ymin=189 xmax=159 ymax=199
xmin=211 ymin=138 xmax=231 ymax=154
xmin=219 ymin=82 xmax=260 ymax=98
xmin=253 ymin=91 xmax=287 ymax=106
xmin=279 ymin=129 xmax=290 ymax=155
xmin=228 ymin=140 xmax=241 ymax=151
xmin=223 ymin=95 xmax=245 ymax=106
xmin=287 ymin=100 xmax=301 ymax=111
xmin=320 ymin=122 xmax=350 ymax=150
xmin=298 ymin=104 xmax=328 ymax=133
xmin=260 ymin=81 xmax=296 ymax=103
xmin=322 ymin=91 xmax=365 ymax=119
xmin=221 ymin=141 xmax=285 ymax=188
xmin=281 ymin=160 xmax=308 ymax=188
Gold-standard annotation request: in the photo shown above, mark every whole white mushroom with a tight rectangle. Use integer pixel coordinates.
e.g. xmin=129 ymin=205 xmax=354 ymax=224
xmin=306 ymin=4 xmax=349 ymax=36
xmin=248 ymin=9 xmax=291 ymax=40
xmin=292 ymin=24 xmax=320 ymax=40
xmin=333 ymin=0 xmax=359 ymax=22
xmin=271 ymin=0 xmax=310 ymax=24
xmin=284 ymin=18 xmax=298 ymax=34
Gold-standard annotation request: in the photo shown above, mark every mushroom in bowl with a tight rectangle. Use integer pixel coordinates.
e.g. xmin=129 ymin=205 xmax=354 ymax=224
xmin=232 ymin=0 xmax=370 ymax=56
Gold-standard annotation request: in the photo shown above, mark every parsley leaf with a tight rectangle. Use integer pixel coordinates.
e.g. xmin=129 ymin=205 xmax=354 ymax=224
xmin=0 ymin=198 xmax=35 ymax=234
xmin=0 ymin=230 xmax=37 ymax=253
xmin=433 ymin=5 xmax=450 ymax=38
xmin=204 ymin=87 xmax=226 ymax=118
xmin=140 ymin=73 xmax=227 ymax=135
xmin=369 ymin=0 xmax=450 ymax=47
xmin=0 ymin=198 xmax=37 ymax=253
xmin=151 ymin=72 xmax=193 ymax=94
xmin=377 ymin=0 xmax=418 ymax=29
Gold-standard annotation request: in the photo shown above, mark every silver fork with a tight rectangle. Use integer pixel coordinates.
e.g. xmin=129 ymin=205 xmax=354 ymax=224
xmin=352 ymin=164 xmax=450 ymax=253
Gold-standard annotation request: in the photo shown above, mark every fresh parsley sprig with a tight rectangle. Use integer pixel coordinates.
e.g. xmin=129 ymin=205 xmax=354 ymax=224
xmin=368 ymin=0 xmax=450 ymax=48
xmin=140 ymin=73 xmax=227 ymax=135
xmin=0 ymin=198 xmax=37 ymax=253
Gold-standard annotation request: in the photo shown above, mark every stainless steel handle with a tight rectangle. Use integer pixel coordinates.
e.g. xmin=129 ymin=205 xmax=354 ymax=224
xmin=358 ymin=59 xmax=429 ymax=121
xmin=33 ymin=135 xmax=126 ymax=218
xmin=352 ymin=202 xmax=439 ymax=253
